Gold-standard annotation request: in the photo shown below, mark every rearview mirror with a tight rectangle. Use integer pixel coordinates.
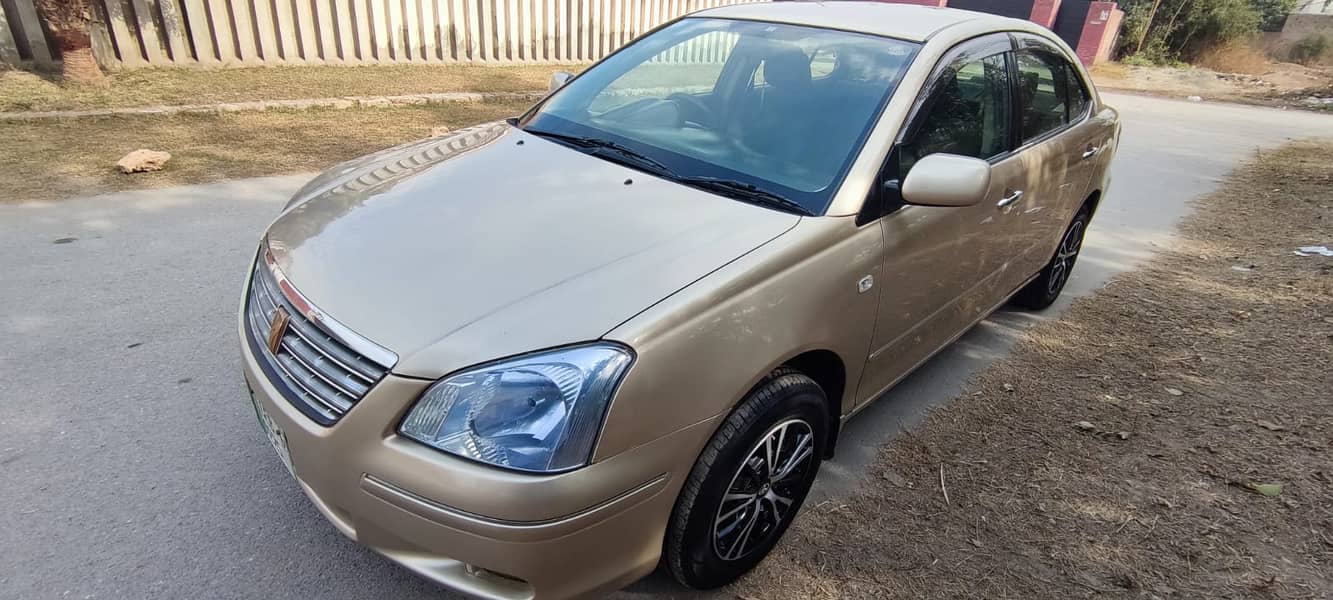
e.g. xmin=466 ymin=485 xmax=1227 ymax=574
xmin=900 ymin=154 xmax=991 ymax=208
xmin=549 ymin=71 xmax=574 ymax=93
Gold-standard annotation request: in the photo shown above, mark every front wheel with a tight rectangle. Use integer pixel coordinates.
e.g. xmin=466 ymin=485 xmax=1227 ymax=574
xmin=1012 ymin=207 xmax=1090 ymax=310
xmin=665 ymin=369 xmax=826 ymax=589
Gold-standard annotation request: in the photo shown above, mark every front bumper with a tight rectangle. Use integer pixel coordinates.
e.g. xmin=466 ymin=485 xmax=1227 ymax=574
xmin=239 ymin=314 xmax=720 ymax=600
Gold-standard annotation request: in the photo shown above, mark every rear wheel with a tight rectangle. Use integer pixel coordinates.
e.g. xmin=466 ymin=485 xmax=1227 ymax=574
xmin=665 ymin=369 xmax=826 ymax=589
xmin=1012 ymin=207 xmax=1090 ymax=310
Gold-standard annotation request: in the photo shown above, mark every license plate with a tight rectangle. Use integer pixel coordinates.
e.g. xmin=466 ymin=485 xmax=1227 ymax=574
xmin=248 ymin=385 xmax=295 ymax=478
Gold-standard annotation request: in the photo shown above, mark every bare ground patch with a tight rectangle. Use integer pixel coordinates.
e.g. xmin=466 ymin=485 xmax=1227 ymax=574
xmin=0 ymin=99 xmax=532 ymax=202
xmin=0 ymin=64 xmax=583 ymax=113
xmin=735 ymin=142 xmax=1333 ymax=599
xmin=1091 ymin=62 xmax=1333 ymax=111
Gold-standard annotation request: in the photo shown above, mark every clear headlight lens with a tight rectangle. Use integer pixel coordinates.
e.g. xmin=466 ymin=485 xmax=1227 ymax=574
xmin=399 ymin=344 xmax=633 ymax=473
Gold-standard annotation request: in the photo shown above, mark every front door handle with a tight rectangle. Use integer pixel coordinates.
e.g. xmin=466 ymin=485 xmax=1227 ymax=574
xmin=997 ymin=190 xmax=1024 ymax=208
xmin=1081 ymin=145 xmax=1100 ymax=160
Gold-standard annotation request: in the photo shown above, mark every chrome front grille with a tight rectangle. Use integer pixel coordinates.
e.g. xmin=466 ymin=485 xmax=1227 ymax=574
xmin=245 ymin=254 xmax=393 ymax=425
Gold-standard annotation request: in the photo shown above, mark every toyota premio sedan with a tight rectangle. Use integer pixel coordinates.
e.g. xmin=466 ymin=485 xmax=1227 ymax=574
xmin=239 ymin=3 xmax=1119 ymax=598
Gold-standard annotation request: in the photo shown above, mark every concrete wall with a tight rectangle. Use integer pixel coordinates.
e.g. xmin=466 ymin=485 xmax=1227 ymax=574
xmin=1265 ymin=12 xmax=1333 ymax=63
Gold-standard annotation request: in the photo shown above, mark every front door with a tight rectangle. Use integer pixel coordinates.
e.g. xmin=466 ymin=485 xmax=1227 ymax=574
xmin=856 ymin=34 xmax=1024 ymax=407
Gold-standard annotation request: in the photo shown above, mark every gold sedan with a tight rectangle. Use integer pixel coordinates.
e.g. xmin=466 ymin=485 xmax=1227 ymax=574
xmin=239 ymin=2 xmax=1119 ymax=598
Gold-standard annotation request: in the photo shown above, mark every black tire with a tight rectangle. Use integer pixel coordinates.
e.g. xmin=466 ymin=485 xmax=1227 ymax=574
xmin=1012 ymin=206 xmax=1091 ymax=310
xmin=665 ymin=368 xmax=827 ymax=590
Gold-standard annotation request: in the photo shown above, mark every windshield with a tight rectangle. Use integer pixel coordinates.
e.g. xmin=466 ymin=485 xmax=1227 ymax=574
xmin=519 ymin=18 xmax=919 ymax=215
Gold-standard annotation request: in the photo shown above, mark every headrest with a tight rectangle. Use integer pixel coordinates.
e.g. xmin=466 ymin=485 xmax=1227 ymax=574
xmin=762 ymin=44 xmax=812 ymax=90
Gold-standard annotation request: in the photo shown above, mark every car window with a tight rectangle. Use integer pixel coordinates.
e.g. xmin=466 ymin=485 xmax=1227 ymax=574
xmin=1065 ymin=62 xmax=1091 ymax=119
xmin=810 ymin=47 xmax=837 ymax=79
xmin=1016 ymin=50 xmax=1069 ymax=142
xmin=900 ymin=52 xmax=1011 ymax=174
xmin=523 ymin=18 xmax=920 ymax=215
xmin=589 ymin=30 xmax=740 ymax=114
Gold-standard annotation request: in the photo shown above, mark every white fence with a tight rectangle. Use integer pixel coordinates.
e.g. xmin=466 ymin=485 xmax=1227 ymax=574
xmin=0 ymin=0 xmax=762 ymax=69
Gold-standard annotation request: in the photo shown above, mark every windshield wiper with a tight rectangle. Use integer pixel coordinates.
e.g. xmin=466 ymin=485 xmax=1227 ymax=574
xmin=524 ymin=129 xmax=675 ymax=176
xmin=525 ymin=129 xmax=810 ymax=216
xmin=675 ymin=176 xmax=812 ymax=216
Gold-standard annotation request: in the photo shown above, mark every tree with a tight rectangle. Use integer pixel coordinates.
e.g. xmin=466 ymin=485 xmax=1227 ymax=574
xmin=1176 ymin=0 xmax=1261 ymax=56
xmin=33 ymin=0 xmax=107 ymax=87
xmin=1251 ymin=0 xmax=1299 ymax=31
xmin=1118 ymin=0 xmax=1265 ymax=62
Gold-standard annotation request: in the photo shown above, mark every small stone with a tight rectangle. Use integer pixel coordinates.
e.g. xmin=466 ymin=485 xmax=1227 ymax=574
xmin=1187 ymin=95 xmax=1203 ymax=102
xmin=52 ymin=237 xmax=77 ymax=244
xmin=1116 ymin=431 xmax=1131 ymax=440
xmin=1075 ymin=421 xmax=1097 ymax=431
xmin=1165 ymin=387 xmax=1184 ymax=396
xmin=430 ymin=126 xmax=453 ymax=137
xmin=116 ymin=149 xmax=171 ymax=174
xmin=882 ymin=470 xmax=907 ymax=487
xmin=1002 ymin=383 xmax=1015 ymax=392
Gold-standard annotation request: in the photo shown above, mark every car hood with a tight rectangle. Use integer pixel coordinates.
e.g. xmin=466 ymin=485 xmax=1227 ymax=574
xmin=264 ymin=122 xmax=800 ymax=378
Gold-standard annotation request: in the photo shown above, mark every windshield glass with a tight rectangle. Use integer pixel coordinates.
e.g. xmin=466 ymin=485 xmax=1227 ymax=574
xmin=519 ymin=18 xmax=919 ymax=215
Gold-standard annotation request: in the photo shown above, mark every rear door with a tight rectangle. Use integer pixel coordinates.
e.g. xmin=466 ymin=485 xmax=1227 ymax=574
xmin=1000 ymin=36 xmax=1104 ymax=292
xmin=856 ymin=34 xmax=1024 ymax=406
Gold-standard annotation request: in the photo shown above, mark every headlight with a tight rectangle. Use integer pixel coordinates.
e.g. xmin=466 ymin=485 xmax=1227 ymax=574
xmin=399 ymin=344 xmax=633 ymax=473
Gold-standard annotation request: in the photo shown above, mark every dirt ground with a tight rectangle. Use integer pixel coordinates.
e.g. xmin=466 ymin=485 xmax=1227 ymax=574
xmin=0 ymin=98 xmax=531 ymax=202
xmin=0 ymin=63 xmax=584 ymax=112
xmin=736 ymin=142 xmax=1333 ymax=599
xmin=1092 ymin=62 xmax=1333 ymax=111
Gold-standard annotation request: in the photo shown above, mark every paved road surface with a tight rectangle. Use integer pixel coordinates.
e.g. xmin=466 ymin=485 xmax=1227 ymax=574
xmin=2 ymin=94 xmax=1331 ymax=599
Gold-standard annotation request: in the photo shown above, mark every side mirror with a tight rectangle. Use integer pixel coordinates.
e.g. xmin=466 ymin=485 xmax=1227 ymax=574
xmin=900 ymin=153 xmax=991 ymax=208
xmin=549 ymin=71 xmax=574 ymax=93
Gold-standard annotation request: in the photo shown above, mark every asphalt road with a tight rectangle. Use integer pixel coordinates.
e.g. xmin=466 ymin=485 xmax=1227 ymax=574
xmin=2 ymin=93 xmax=1332 ymax=600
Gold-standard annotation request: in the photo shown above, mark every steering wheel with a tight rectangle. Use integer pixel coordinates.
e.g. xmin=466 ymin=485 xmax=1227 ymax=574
xmin=668 ymin=93 xmax=716 ymax=129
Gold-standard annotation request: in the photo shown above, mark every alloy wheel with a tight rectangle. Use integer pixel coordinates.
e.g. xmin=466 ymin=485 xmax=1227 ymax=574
xmin=712 ymin=419 xmax=815 ymax=561
xmin=1047 ymin=219 xmax=1085 ymax=295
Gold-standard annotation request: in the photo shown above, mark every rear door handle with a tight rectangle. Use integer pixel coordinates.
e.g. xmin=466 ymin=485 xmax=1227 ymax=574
xmin=997 ymin=190 xmax=1023 ymax=208
xmin=1081 ymin=145 xmax=1100 ymax=160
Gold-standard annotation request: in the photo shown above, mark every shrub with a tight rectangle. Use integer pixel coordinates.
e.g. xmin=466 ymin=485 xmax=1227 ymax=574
xmin=1289 ymin=34 xmax=1331 ymax=65
xmin=1122 ymin=54 xmax=1158 ymax=67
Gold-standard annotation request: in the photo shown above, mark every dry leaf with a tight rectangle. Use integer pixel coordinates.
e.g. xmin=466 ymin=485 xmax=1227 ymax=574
xmin=1245 ymin=483 xmax=1283 ymax=497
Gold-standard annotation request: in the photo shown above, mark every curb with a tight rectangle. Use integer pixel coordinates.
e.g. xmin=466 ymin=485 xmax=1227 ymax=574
xmin=0 ymin=91 xmax=546 ymax=121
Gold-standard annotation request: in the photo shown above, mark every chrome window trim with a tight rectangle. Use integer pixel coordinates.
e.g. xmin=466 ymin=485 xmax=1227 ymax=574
xmin=260 ymin=245 xmax=399 ymax=369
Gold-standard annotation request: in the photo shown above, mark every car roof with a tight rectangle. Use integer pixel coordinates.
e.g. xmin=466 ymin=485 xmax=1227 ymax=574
xmin=693 ymin=1 xmax=1024 ymax=43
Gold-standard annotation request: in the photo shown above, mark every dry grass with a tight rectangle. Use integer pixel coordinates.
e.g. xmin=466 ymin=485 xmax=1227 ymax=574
xmin=738 ymin=141 xmax=1333 ymax=599
xmin=1196 ymin=43 xmax=1273 ymax=75
xmin=0 ymin=98 xmax=532 ymax=202
xmin=1088 ymin=61 xmax=1130 ymax=84
xmin=0 ymin=63 xmax=584 ymax=112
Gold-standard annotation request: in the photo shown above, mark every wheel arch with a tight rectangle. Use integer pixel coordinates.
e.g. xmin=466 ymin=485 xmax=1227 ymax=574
xmin=780 ymin=349 xmax=846 ymax=459
xmin=1083 ymin=189 xmax=1102 ymax=219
